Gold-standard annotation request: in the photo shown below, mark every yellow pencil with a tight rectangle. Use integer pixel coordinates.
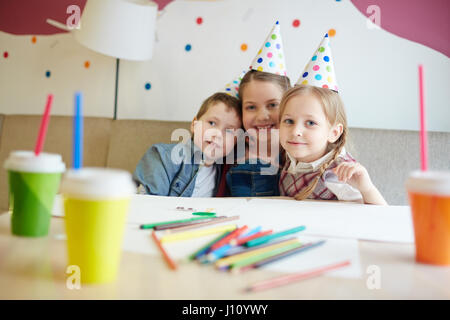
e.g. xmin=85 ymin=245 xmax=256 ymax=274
xmin=215 ymin=238 xmax=300 ymax=268
xmin=159 ymin=224 xmax=237 ymax=244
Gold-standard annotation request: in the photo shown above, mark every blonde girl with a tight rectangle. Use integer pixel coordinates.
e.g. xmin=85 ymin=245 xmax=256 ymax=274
xmin=278 ymin=85 xmax=387 ymax=205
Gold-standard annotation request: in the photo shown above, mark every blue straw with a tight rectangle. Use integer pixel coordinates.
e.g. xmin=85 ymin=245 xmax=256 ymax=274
xmin=73 ymin=92 xmax=83 ymax=170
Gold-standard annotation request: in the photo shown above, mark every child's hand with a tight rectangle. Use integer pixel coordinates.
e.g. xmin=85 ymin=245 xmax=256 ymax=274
xmin=332 ymin=162 xmax=374 ymax=193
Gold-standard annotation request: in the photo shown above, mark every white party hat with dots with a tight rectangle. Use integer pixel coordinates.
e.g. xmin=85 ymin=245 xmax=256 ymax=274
xmin=223 ymin=69 xmax=247 ymax=98
xmin=249 ymin=21 xmax=287 ymax=76
xmin=296 ymin=33 xmax=339 ymax=92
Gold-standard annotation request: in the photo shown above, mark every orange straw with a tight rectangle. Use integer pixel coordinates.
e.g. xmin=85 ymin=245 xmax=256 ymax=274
xmin=418 ymin=65 xmax=427 ymax=171
xmin=34 ymin=94 xmax=54 ymax=156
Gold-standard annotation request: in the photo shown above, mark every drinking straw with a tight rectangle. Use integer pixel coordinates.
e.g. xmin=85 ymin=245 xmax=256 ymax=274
xmin=153 ymin=216 xmax=224 ymax=231
xmin=187 ymin=231 xmax=232 ymax=261
xmin=151 ymin=230 xmax=177 ymax=270
xmin=140 ymin=216 xmax=212 ymax=229
xmin=418 ymin=64 xmax=427 ymax=171
xmin=244 ymin=260 xmax=351 ymax=293
xmin=34 ymin=94 xmax=54 ymax=156
xmin=239 ymin=240 xmax=327 ymax=273
xmin=209 ymin=225 xmax=248 ymax=251
xmin=159 ymin=224 xmax=237 ymax=244
xmin=215 ymin=238 xmax=300 ymax=269
xmin=164 ymin=216 xmax=240 ymax=234
xmin=244 ymin=225 xmax=306 ymax=247
xmin=230 ymin=242 xmax=303 ymax=271
xmin=73 ymin=92 xmax=83 ymax=170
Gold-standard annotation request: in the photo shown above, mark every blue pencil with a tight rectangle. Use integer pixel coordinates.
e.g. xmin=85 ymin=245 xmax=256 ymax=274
xmin=73 ymin=92 xmax=83 ymax=170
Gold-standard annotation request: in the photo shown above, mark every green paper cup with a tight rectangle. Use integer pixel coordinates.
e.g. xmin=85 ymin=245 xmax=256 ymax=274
xmin=61 ymin=168 xmax=136 ymax=284
xmin=4 ymin=151 xmax=66 ymax=237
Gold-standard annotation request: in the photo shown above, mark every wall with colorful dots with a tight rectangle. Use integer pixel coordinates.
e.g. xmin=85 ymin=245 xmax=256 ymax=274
xmin=0 ymin=0 xmax=449 ymax=132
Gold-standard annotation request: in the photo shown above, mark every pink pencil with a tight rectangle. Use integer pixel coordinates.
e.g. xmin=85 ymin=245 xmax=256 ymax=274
xmin=418 ymin=65 xmax=427 ymax=171
xmin=244 ymin=260 xmax=351 ymax=293
xmin=34 ymin=94 xmax=54 ymax=156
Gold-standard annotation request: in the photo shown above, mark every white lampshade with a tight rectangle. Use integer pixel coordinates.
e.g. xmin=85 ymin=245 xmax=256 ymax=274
xmin=74 ymin=0 xmax=157 ymax=61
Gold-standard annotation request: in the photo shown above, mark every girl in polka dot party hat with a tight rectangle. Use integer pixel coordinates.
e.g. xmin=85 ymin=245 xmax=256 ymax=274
xmin=278 ymin=33 xmax=386 ymax=204
xmin=223 ymin=21 xmax=292 ymax=197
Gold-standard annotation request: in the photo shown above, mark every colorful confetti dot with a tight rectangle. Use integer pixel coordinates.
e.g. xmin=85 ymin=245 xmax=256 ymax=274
xmin=3 ymin=51 xmax=8 ymax=58
xmin=319 ymin=47 xmax=325 ymax=52
xmin=326 ymin=66 xmax=332 ymax=72
xmin=313 ymin=65 xmax=320 ymax=71
xmin=196 ymin=17 xmax=203 ymax=25
xmin=84 ymin=61 xmax=90 ymax=68
xmin=265 ymin=42 xmax=271 ymax=48
xmin=323 ymin=56 xmax=330 ymax=62
xmin=267 ymin=52 xmax=273 ymax=58
xmin=269 ymin=61 xmax=275 ymax=68
xmin=240 ymin=43 xmax=248 ymax=51
xmin=257 ymin=66 xmax=263 ymax=71
xmin=145 ymin=82 xmax=151 ymax=90
xmin=315 ymin=74 xmax=322 ymax=80
xmin=271 ymin=34 xmax=277 ymax=40
xmin=31 ymin=36 xmax=37 ymax=44
xmin=292 ymin=19 xmax=300 ymax=28
xmin=327 ymin=76 xmax=333 ymax=83
xmin=257 ymin=57 xmax=263 ymax=63
xmin=312 ymin=55 xmax=317 ymax=61
xmin=185 ymin=44 xmax=192 ymax=51
xmin=301 ymin=80 xmax=308 ymax=85
xmin=322 ymin=84 xmax=329 ymax=89
xmin=302 ymin=72 xmax=308 ymax=78
xmin=45 ymin=71 xmax=51 ymax=78
xmin=328 ymin=29 xmax=336 ymax=37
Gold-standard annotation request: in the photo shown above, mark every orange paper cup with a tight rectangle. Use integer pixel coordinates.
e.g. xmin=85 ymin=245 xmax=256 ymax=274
xmin=406 ymin=171 xmax=450 ymax=266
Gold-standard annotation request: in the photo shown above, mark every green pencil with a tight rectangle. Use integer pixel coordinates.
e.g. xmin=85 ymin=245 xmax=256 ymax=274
xmin=230 ymin=242 xmax=303 ymax=270
xmin=140 ymin=216 xmax=211 ymax=229
xmin=244 ymin=225 xmax=306 ymax=247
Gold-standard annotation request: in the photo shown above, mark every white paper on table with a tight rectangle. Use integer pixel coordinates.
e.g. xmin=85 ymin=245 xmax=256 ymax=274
xmin=126 ymin=194 xmax=248 ymax=225
xmin=263 ymin=235 xmax=362 ymax=279
xmin=229 ymin=199 xmax=414 ymax=243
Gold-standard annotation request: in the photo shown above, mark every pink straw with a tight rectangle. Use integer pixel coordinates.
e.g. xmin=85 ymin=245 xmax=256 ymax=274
xmin=34 ymin=94 xmax=54 ymax=156
xmin=418 ymin=65 xmax=427 ymax=171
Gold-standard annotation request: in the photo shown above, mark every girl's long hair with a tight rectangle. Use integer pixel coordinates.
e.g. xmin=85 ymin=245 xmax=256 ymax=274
xmin=279 ymin=85 xmax=348 ymax=200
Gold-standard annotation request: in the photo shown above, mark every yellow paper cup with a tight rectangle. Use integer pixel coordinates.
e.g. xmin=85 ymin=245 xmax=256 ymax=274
xmin=406 ymin=171 xmax=450 ymax=266
xmin=61 ymin=168 xmax=136 ymax=284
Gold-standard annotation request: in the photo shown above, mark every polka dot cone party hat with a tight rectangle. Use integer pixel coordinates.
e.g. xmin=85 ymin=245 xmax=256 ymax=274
xmin=249 ymin=21 xmax=287 ymax=76
xmin=296 ymin=33 xmax=339 ymax=92
xmin=223 ymin=70 xmax=247 ymax=98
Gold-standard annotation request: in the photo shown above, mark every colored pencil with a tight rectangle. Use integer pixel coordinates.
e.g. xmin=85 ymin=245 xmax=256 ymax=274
xmin=244 ymin=225 xmax=306 ymax=247
xmin=215 ymin=238 xmax=300 ymax=268
xmin=73 ymin=92 xmax=83 ymax=170
xmin=164 ymin=216 xmax=240 ymax=234
xmin=222 ymin=237 xmax=297 ymax=258
xmin=209 ymin=225 xmax=248 ymax=251
xmin=34 ymin=94 xmax=54 ymax=156
xmin=240 ymin=226 xmax=262 ymax=238
xmin=230 ymin=242 xmax=303 ymax=271
xmin=159 ymin=224 xmax=237 ymax=244
xmin=140 ymin=216 xmax=212 ymax=229
xmin=244 ymin=260 xmax=351 ymax=293
xmin=152 ymin=216 xmax=224 ymax=231
xmin=418 ymin=64 xmax=428 ymax=171
xmin=230 ymin=230 xmax=273 ymax=246
xmin=239 ymin=240 xmax=327 ymax=273
xmin=151 ymin=230 xmax=177 ymax=270
xmin=187 ymin=231 xmax=232 ymax=261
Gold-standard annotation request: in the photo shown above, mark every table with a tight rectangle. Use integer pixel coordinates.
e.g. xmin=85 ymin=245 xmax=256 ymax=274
xmin=0 ymin=197 xmax=449 ymax=300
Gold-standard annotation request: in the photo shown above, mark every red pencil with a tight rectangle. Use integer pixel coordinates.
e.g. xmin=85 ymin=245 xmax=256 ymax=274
xmin=210 ymin=225 xmax=248 ymax=251
xmin=230 ymin=230 xmax=273 ymax=246
xmin=151 ymin=230 xmax=177 ymax=270
xmin=244 ymin=260 xmax=351 ymax=293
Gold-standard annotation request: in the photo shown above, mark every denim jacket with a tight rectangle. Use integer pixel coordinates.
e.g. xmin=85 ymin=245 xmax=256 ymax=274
xmin=133 ymin=142 xmax=223 ymax=197
xmin=226 ymin=159 xmax=280 ymax=197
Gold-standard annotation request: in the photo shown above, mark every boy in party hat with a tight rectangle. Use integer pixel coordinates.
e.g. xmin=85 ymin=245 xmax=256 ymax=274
xmin=278 ymin=33 xmax=386 ymax=204
xmin=134 ymin=85 xmax=242 ymax=196
xmin=224 ymin=21 xmax=292 ymax=197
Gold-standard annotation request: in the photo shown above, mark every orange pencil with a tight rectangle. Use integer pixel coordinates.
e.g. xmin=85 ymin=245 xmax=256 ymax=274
xmin=151 ymin=230 xmax=177 ymax=270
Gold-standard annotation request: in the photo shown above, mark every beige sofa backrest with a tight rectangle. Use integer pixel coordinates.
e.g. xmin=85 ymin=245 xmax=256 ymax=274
xmin=0 ymin=114 xmax=449 ymax=210
xmin=0 ymin=115 xmax=112 ymax=210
